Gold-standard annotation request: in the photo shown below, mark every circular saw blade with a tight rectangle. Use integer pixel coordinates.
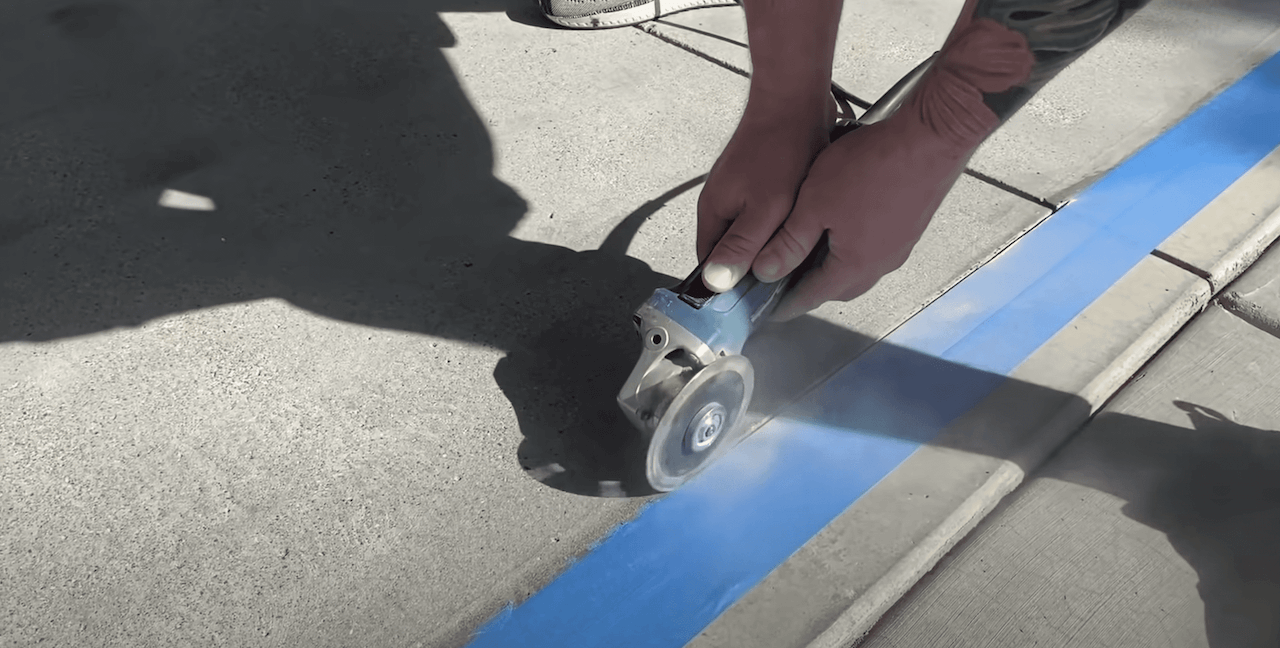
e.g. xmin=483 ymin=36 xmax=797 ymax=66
xmin=646 ymin=355 xmax=754 ymax=492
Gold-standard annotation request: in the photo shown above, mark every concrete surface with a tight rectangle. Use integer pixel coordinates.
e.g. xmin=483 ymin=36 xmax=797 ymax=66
xmin=0 ymin=2 xmax=677 ymax=646
xmin=3 ymin=1 xmax=1277 ymax=647
xmin=0 ymin=1 xmax=1045 ymax=647
xmin=688 ymin=93 xmax=1280 ymax=648
xmin=857 ymin=301 xmax=1280 ymax=648
xmin=791 ymin=140 xmax=1280 ymax=647
xmin=796 ymin=142 xmax=1280 ymax=648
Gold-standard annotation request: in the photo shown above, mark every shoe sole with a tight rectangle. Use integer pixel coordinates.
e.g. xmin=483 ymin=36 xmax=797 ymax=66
xmin=544 ymin=0 xmax=739 ymax=29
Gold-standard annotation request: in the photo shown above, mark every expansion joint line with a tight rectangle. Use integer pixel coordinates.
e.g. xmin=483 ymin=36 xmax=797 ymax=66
xmin=1149 ymin=248 xmax=1213 ymax=283
xmin=962 ymin=169 xmax=1058 ymax=210
xmin=633 ymin=22 xmax=750 ymax=78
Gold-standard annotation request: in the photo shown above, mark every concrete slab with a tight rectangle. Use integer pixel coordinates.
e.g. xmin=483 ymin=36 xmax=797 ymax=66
xmin=11 ymin=1 xmax=1268 ymax=646
xmin=1156 ymin=146 xmax=1280 ymax=291
xmin=0 ymin=2 xmax=1048 ymax=647
xmin=689 ymin=252 xmax=1210 ymax=648
xmin=651 ymin=0 xmax=1280 ymax=203
xmin=857 ymin=304 xmax=1280 ymax=648
xmin=0 ymin=3 xmax=692 ymax=647
xmin=700 ymin=48 xmax=1280 ymax=643
xmin=0 ymin=300 xmax=643 ymax=647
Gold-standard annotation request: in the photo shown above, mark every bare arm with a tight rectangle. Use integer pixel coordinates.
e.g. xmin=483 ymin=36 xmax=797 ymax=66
xmin=965 ymin=0 xmax=1152 ymax=119
xmin=929 ymin=0 xmax=1154 ymax=141
xmin=739 ymin=0 xmax=844 ymax=124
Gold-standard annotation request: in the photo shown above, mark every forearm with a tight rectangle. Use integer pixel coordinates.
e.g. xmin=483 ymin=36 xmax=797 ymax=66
xmin=950 ymin=0 xmax=1153 ymax=121
xmin=907 ymin=0 xmax=1151 ymax=152
xmin=741 ymin=0 xmax=845 ymax=121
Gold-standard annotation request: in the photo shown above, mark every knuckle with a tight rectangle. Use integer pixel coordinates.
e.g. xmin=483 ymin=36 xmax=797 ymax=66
xmin=773 ymin=225 xmax=811 ymax=261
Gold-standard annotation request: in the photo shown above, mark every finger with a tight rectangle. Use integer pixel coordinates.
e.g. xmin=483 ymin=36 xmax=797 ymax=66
xmin=696 ymin=210 xmax=736 ymax=265
xmin=770 ymin=254 xmax=878 ymax=322
xmin=750 ymin=205 xmax=826 ymax=284
xmin=701 ymin=195 xmax=794 ymax=293
xmin=695 ymin=179 xmax=741 ymax=263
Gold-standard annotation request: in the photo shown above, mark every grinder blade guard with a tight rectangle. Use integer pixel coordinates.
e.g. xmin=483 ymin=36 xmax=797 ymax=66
xmin=618 ymin=53 xmax=938 ymax=492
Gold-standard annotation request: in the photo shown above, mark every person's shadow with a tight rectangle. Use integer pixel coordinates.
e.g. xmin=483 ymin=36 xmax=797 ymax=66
xmin=1054 ymin=401 xmax=1280 ymax=646
xmin=0 ymin=0 xmax=725 ymax=497
xmin=775 ymin=339 xmax=1280 ymax=647
xmin=2 ymin=0 xmax=877 ymax=499
xmin=801 ymin=346 xmax=1280 ymax=648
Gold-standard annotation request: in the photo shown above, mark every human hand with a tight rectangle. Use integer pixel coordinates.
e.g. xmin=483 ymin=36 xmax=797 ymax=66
xmin=719 ymin=19 xmax=1035 ymax=321
xmin=750 ymin=111 xmax=972 ymax=321
xmin=696 ymin=99 xmax=832 ymax=292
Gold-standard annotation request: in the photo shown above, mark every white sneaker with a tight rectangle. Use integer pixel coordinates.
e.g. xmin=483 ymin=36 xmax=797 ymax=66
xmin=541 ymin=0 xmax=740 ymax=29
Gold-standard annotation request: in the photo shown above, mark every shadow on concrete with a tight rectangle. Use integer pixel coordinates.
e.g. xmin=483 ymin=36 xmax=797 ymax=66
xmin=771 ymin=325 xmax=1276 ymax=648
xmin=0 ymin=0 xmax=692 ymax=497
xmin=1058 ymin=401 xmax=1280 ymax=647
xmin=746 ymin=314 xmax=1279 ymax=647
xmin=0 ymin=0 xmax=947 ymax=502
xmin=0 ymin=0 xmax=847 ymax=504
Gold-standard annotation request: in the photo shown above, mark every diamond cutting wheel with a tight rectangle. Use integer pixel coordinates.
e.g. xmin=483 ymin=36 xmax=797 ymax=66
xmin=646 ymin=354 xmax=754 ymax=492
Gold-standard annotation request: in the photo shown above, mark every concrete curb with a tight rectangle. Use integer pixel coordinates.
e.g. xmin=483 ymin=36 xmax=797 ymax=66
xmin=803 ymin=166 xmax=1280 ymax=648
xmin=1155 ymin=147 xmax=1280 ymax=291
xmin=802 ymin=257 xmax=1208 ymax=648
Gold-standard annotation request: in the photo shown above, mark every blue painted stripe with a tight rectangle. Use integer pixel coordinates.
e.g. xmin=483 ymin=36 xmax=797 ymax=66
xmin=466 ymin=52 xmax=1280 ymax=648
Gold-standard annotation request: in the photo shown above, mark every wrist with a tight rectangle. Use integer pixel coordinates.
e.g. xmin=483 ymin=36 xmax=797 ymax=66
xmin=743 ymin=82 xmax=832 ymax=129
xmin=904 ymin=18 xmax=1034 ymax=151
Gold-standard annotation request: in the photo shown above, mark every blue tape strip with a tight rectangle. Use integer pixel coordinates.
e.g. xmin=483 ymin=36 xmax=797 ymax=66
xmin=465 ymin=52 xmax=1280 ymax=648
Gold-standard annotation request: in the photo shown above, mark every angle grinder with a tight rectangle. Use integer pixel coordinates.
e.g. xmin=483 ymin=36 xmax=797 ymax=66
xmin=618 ymin=54 xmax=938 ymax=492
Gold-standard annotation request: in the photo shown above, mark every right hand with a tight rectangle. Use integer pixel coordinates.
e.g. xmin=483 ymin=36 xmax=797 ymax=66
xmin=696 ymin=98 xmax=832 ymax=292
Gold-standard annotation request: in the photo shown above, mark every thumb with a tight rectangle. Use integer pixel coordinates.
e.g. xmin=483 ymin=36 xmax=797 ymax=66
xmin=701 ymin=197 xmax=794 ymax=293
